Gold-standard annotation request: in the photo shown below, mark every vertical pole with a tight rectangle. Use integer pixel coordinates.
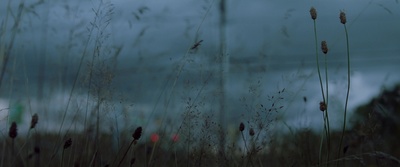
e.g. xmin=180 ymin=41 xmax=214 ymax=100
xmin=218 ymin=0 xmax=227 ymax=160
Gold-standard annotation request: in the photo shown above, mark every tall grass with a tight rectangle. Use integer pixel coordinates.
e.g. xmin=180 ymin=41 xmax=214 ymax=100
xmin=309 ymin=7 xmax=355 ymax=167
xmin=1 ymin=0 xmax=32 ymax=166
xmin=1 ymin=1 xmax=399 ymax=167
xmin=309 ymin=7 xmax=331 ymax=164
xmin=338 ymin=10 xmax=351 ymax=165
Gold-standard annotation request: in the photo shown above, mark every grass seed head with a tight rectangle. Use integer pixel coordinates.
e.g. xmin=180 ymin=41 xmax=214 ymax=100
xmin=64 ymin=138 xmax=72 ymax=149
xmin=34 ymin=146 xmax=40 ymax=154
xmin=239 ymin=122 xmax=245 ymax=132
xmin=310 ymin=7 xmax=317 ymax=20
xmin=319 ymin=101 xmax=327 ymax=112
xmin=249 ymin=128 xmax=255 ymax=136
xmin=30 ymin=113 xmax=39 ymax=129
xmin=321 ymin=41 xmax=328 ymax=54
xmin=9 ymin=122 xmax=18 ymax=139
xmin=340 ymin=11 xmax=347 ymax=24
xmin=132 ymin=126 xmax=142 ymax=140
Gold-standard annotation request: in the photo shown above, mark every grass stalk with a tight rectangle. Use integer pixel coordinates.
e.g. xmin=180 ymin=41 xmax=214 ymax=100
xmin=1 ymin=1 xmax=24 ymax=165
xmin=0 ymin=0 xmax=25 ymax=89
xmin=318 ymin=128 xmax=324 ymax=164
xmin=148 ymin=140 xmax=158 ymax=166
xmin=338 ymin=11 xmax=351 ymax=164
xmin=61 ymin=138 xmax=71 ymax=167
xmin=117 ymin=140 xmax=134 ymax=167
xmin=312 ymin=17 xmax=326 ymax=113
xmin=149 ymin=1 xmax=216 ymax=165
xmin=60 ymin=149 xmax=65 ymax=167
xmin=322 ymin=40 xmax=331 ymax=163
xmin=310 ymin=7 xmax=328 ymax=164
xmin=174 ymin=147 xmax=178 ymax=167
xmin=115 ymin=127 xmax=141 ymax=167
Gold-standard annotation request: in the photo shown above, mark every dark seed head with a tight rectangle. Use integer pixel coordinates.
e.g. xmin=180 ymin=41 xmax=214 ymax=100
xmin=321 ymin=41 xmax=328 ymax=54
xmin=132 ymin=127 xmax=142 ymax=140
xmin=34 ymin=146 xmax=40 ymax=154
xmin=310 ymin=7 xmax=317 ymax=20
xmin=319 ymin=101 xmax=327 ymax=112
xmin=340 ymin=11 xmax=347 ymax=24
xmin=9 ymin=122 xmax=18 ymax=139
xmin=249 ymin=128 xmax=255 ymax=136
xmin=239 ymin=122 xmax=245 ymax=132
xmin=64 ymin=138 xmax=72 ymax=149
xmin=343 ymin=145 xmax=349 ymax=154
xmin=30 ymin=113 xmax=39 ymax=129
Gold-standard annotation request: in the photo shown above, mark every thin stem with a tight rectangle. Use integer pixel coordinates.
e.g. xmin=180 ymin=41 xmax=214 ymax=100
xmin=313 ymin=20 xmax=326 ymax=106
xmin=148 ymin=141 xmax=158 ymax=166
xmin=338 ymin=24 xmax=351 ymax=162
xmin=240 ymin=132 xmax=254 ymax=167
xmin=324 ymin=52 xmax=331 ymax=163
xmin=61 ymin=149 xmax=64 ymax=167
xmin=48 ymin=2 xmax=99 ymax=165
xmin=240 ymin=132 xmax=249 ymax=155
xmin=117 ymin=139 xmax=135 ymax=167
xmin=11 ymin=139 xmax=15 ymax=166
xmin=174 ymin=147 xmax=178 ymax=167
xmin=318 ymin=126 xmax=324 ymax=164
xmin=313 ymin=19 xmax=327 ymax=166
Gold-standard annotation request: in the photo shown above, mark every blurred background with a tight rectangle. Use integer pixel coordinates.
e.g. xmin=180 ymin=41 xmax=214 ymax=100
xmin=0 ymin=0 xmax=399 ymax=137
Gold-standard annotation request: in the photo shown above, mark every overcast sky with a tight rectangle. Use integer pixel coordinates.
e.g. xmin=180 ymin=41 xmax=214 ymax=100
xmin=1 ymin=0 xmax=399 ymax=133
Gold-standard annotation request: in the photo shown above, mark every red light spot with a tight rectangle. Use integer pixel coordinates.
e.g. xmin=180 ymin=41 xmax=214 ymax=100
xmin=171 ymin=134 xmax=179 ymax=142
xmin=150 ymin=133 xmax=159 ymax=143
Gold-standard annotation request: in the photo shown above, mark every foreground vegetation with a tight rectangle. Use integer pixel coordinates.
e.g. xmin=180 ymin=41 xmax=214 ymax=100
xmin=1 ymin=0 xmax=399 ymax=166
xmin=1 ymin=84 xmax=400 ymax=166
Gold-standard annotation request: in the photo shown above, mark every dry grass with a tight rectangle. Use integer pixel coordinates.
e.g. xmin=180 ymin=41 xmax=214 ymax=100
xmin=0 ymin=1 xmax=399 ymax=167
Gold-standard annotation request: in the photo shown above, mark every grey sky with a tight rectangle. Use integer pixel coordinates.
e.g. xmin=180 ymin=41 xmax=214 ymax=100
xmin=1 ymin=0 xmax=399 ymax=134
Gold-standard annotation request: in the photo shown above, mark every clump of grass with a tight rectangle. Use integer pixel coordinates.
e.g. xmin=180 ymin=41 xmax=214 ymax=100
xmin=168 ymin=101 xmax=222 ymax=167
xmin=310 ymin=7 xmax=353 ymax=166
xmin=238 ymin=122 xmax=255 ymax=167
xmin=0 ymin=0 xmax=390 ymax=166
xmin=238 ymin=86 xmax=285 ymax=166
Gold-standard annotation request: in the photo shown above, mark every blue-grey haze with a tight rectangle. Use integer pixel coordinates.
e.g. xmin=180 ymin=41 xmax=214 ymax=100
xmin=0 ymin=0 xmax=399 ymax=137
